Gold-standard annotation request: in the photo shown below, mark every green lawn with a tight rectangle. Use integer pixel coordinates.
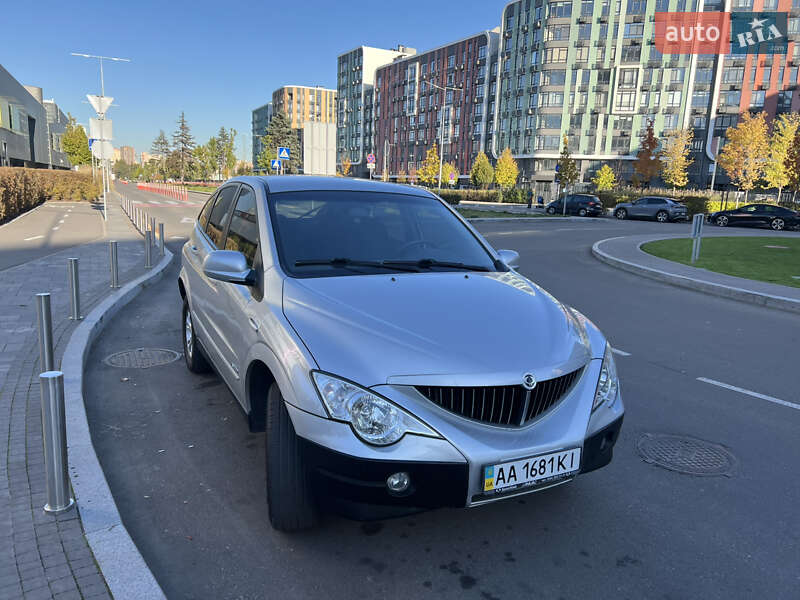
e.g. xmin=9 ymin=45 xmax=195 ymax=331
xmin=457 ymin=208 xmax=548 ymax=219
xmin=641 ymin=236 xmax=800 ymax=288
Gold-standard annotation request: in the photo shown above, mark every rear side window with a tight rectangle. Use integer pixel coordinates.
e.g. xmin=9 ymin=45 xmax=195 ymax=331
xmin=225 ymin=185 xmax=259 ymax=266
xmin=206 ymin=185 xmax=239 ymax=248
xmin=197 ymin=192 xmax=218 ymax=230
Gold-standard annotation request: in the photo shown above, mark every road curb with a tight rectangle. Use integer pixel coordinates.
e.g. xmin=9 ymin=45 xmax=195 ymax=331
xmin=468 ymin=216 xmax=608 ymax=223
xmin=61 ymin=249 xmax=174 ymax=600
xmin=592 ymin=237 xmax=800 ymax=314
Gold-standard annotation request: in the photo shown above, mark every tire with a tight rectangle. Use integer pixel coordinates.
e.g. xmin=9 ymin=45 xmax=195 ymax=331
xmin=578 ymin=208 xmax=588 ymax=217
xmin=656 ymin=210 xmax=669 ymax=223
xmin=182 ymin=301 xmax=211 ymax=374
xmin=716 ymin=215 xmax=729 ymax=227
xmin=546 ymin=206 xmax=556 ymax=215
xmin=266 ymin=383 xmax=318 ymax=531
xmin=615 ymin=208 xmax=627 ymax=220
xmin=770 ymin=218 xmax=785 ymax=231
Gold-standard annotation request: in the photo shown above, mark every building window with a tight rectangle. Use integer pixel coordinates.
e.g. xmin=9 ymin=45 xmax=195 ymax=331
xmin=666 ymin=91 xmax=681 ymax=106
xmin=663 ymin=113 xmax=679 ymax=129
xmin=578 ymin=24 xmax=592 ymax=40
xmin=448 ymin=54 xmax=455 ymax=69
xmin=621 ymin=46 xmax=641 ymax=62
xmin=478 ymin=45 xmax=487 ymax=59
xmin=545 ymin=24 xmax=571 ymax=41
xmin=542 ymin=70 xmax=566 ymax=85
xmin=581 ymin=0 xmax=594 ymax=16
xmin=692 ymin=91 xmax=710 ymax=107
xmin=750 ymin=90 xmax=765 ymax=107
xmin=535 ymin=135 xmax=560 ymax=150
xmin=575 ymin=47 xmax=589 ymax=62
xmin=624 ymin=23 xmax=644 ymax=38
xmin=619 ymin=68 xmax=638 ymax=88
xmin=626 ymin=0 xmax=646 ymax=13
xmin=695 ymin=68 xmax=713 ymax=83
xmin=548 ymin=2 xmax=572 ymax=18
xmin=615 ymin=91 xmax=636 ymax=111
xmin=544 ymin=47 xmax=569 ymax=63
xmin=539 ymin=91 xmax=564 ymax=106
xmin=611 ymin=136 xmax=630 ymax=152
xmin=537 ymin=114 xmax=562 ymax=129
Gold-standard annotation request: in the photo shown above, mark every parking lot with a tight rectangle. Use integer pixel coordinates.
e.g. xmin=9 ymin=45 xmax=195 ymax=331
xmin=81 ymin=216 xmax=800 ymax=600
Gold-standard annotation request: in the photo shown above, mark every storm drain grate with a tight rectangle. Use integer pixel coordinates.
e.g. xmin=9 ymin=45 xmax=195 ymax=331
xmin=104 ymin=348 xmax=181 ymax=369
xmin=636 ymin=433 xmax=736 ymax=477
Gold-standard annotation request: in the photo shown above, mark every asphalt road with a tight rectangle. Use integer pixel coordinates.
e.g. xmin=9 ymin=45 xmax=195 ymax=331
xmin=83 ymin=217 xmax=800 ymax=600
xmin=0 ymin=201 xmax=104 ymax=271
xmin=114 ymin=182 xmax=207 ymax=240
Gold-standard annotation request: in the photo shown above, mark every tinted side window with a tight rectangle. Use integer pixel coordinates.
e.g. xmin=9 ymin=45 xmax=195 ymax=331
xmin=225 ymin=185 xmax=259 ymax=266
xmin=198 ymin=192 xmax=218 ymax=230
xmin=206 ymin=185 xmax=239 ymax=248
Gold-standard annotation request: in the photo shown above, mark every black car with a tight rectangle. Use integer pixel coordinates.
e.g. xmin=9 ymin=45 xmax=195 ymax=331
xmin=545 ymin=194 xmax=604 ymax=217
xmin=708 ymin=204 xmax=799 ymax=231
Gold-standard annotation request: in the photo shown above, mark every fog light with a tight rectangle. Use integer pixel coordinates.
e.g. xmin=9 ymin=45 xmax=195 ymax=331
xmin=386 ymin=472 xmax=410 ymax=494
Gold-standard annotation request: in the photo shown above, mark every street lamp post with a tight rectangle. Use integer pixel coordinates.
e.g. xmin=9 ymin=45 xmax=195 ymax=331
xmin=429 ymin=82 xmax=464 ymax=190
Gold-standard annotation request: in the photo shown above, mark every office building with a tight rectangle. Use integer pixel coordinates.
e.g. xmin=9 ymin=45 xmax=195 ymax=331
xmin=252 ymin=102 xmax=273 ymax=166
xmin=337 ymin=46 xmax=416 ymax=177
xmin=374 ymin=30 xmax=500 ymax=182
xmin=0 ymin=64 xmax=71 ymax=169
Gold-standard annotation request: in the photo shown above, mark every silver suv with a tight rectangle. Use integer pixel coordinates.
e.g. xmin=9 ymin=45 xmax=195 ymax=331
xmin=614 ymin=196 xmax=688 ymax=222
xmin=179 ymin=176 xmax=624 ymax=531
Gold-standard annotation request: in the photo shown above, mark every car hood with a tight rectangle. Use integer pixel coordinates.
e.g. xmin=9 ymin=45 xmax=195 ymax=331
xmin=283 ymin=271 xmax=591 ymax=387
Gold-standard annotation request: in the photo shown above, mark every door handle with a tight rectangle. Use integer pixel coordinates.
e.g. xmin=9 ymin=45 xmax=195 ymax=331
xmin=248 ymin=317 xmax=259 ymax=332
xmin=190 ymin=245 xmax=199 ymax=254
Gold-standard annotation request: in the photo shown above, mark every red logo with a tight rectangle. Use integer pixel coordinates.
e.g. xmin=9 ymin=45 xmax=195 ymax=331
xmin=654 ymin=12 xmax=730 ymax=54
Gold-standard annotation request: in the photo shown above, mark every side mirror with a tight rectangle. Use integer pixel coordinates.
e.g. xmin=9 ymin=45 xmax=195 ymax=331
xmin=203 ymin=250 xmax=255 ymax=286
xmin=497 ymin=249 xmax=520 ymax=269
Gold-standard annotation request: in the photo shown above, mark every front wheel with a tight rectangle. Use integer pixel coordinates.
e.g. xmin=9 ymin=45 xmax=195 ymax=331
xmin=266 ymin=383 xmax=318 ymax=532
xmin=546 ymin=206 xmax=556 ymax=215
xmin=770 ymin=218 xmax=785 ymax=231
xmin=182 ymin=301 xmax=211 ymax=373
xmin=656 ymin=210 xmax=669 ymax=223
xmin=716 ymin=215 xmax=729 ymax=227
xmin=615 ymin=209 xmax=627 ymax=220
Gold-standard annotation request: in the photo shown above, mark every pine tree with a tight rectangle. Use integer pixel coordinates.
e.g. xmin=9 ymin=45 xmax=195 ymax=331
xmin=61 ymin=114 xmax=92 ymax=166
xmin=494 ymin=147 xmax=519 ymax=190
xmin=718 ymin=111 xmax=769 ymax=204
xmin=256 ymin=111 xmax=302 ymax=174
xmin=764 ymin=113 xmax=800 ymax=201
xmin=151 ymin=130 xmax=171 ymax=181
xmin=417 ymin=143 xmax=440 ymax=186
xmin=172 ymin=112 xmax=195 ymax=183
xmin=661 ymin=128 xmax=694 ymax=189
xmin=469 ymin=151 xmax=494 ymax=189
xmin=556 ymin=135 xmax=579 ymax=191
xmin=633 ymin=120 xmax=660 ymax=187
xmin=592 ymin=165 xmax=617 ymax=191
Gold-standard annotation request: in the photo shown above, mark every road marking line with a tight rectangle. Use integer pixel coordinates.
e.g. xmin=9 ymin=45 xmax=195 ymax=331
xmin=58 ymin=219 xmax=65 ymax=224
xmin=170 ymin=235 xmax=184 ymax=239
xmin=181 ymin=217 xmax=195 ymax=224
xmin=611 ymin=348 xmax=631 ymax=357
xmin=149 ymin=200 xmax=162 ymax=205
xmin=24 ymin=235 xmax=44 ymax=241
xmin=164 ymin=200 xmax=178 ymax=205
xmin=696 ymin=377 xmax=800 ymax=411
xmin=52 ymin=226 xmax=59 ymax=231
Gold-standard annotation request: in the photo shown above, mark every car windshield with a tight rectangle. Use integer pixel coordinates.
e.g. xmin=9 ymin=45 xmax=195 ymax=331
xmin=268 ymin=190 xmax=499 ymax=277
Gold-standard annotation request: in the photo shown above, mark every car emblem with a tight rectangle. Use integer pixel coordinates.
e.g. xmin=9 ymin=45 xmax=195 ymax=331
xmin=522 ymin=373 xmax=537 ymax=391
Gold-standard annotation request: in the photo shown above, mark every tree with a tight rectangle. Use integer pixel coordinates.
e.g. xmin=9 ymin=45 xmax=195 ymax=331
xmin=172 ymin=112 xmax=195 ymax=183
xmin=151 ymin=130 xmax=171 ymax=180
xmin=660 ymin=128 xmax=694 ymax=189
xmin=764 ymin=113 xmax=800 ymax=201
xmin=633 ymin=120 xmax=660 ymax=187
xmin=785 ymin=129 xmax=800 ymax=205
xmin=255 ymin=111 xmax=302 ymax=174
xmin=396 ymin=170 xmax=407 ymax=184
xmin=592 ymin=165 xmax=617 ymax=191
xmin=469 ymin=151 xmax=494 ymax=188
xmin=556 ymin=135 xmax=579 ymax=191
xmin=61 ymin=114 xmax=91 ymax=166
xmin=494 ymin=147 xmax=519 ymax=190
xmin=442 ymin=162 xmax=460 ymax=186
xmin=717 ymin=111 xmax=769 ymax=204
xmin=216 ymin=126 xmax=237 ymax=178
xmin=417 ymin=143 xmax=440 ymax=186
xmin=339 ymin=156 xmax=352 ymax=177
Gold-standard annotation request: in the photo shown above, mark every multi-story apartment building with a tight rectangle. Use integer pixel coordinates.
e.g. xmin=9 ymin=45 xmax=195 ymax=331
xmin=119 ymin=145 xmax=135 ymax=165
xmin=337 ymin=46 xmax=416 ymax=177
xmin=496 ymin=0 xmax=800 ymax=195
xmin=374 ymin=30 xmax=500 ymax=182
xmin=272 ymin=85 xmax=337 ymax=129
xmin=252 ymin=101 xmax=273 ymax=166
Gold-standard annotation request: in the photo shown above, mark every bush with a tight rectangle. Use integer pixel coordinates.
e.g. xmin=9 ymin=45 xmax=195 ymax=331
xmin=0 ymin=167 xmax=101 ymax=224
xmin=434 ymin=189 xmax=503 ymax=205
xmin=501 ymin=188 xmax=528 ymax=204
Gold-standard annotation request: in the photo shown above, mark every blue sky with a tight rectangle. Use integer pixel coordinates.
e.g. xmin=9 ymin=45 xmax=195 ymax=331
xmin=5 ymin=0 xmax=503 ymax=161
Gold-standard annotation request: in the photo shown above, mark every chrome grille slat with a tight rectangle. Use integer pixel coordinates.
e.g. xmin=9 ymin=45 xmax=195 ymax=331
xmin=415 ymin=368 xmax=583 ymax=427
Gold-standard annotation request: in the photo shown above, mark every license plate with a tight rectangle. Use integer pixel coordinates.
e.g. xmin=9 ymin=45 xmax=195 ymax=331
xmin=483 ymin=448 xmax=581 ymax=493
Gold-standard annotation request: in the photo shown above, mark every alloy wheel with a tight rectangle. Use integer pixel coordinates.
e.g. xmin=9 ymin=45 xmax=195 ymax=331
xmin=771 ymin=218 xmax=785 ymax=231
xmin=716 ymin=216 xmax=728 ymax=227
xmin=184 ymin=310 xmax=194 ymax=358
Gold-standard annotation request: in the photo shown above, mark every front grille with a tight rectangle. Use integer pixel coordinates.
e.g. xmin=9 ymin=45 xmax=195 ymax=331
xmin=416 ymin=368 xmax=583 ymax=427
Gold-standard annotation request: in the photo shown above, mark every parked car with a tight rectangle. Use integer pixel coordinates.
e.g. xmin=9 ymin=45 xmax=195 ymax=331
xmin=707 ymin=203 xmax=799 ymax=231
xmin=545 ymin=194 xmax=604 ymax=217
xmin=178 ymin=177 xmax=624 ymax=531
xmin=613 ymin=196 xmax=688 ymax=222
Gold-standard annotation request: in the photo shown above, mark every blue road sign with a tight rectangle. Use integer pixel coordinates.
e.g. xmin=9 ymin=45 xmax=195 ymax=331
xmin=88 ymin=138 xmax=95 ymax=148
xmin=271 ymin=159 xmax=282 ymax=170
xmin=277 ymin=147 xmax=290 ymax=160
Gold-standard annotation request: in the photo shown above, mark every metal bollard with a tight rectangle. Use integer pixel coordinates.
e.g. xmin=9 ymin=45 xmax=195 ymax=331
xmin=158 ymin=223 xmax=165 ymax=257
xmin=36 ymin=293 xmax=55 ymax=372
xmin=145 ymin=231 xmax=153 ymax=268
xmin=67 ymin=258 xmax=81 ymax=320
xmin=40 ymin=371 xmax=75 ymax=514
xmin=109 ymin=241 xmax=119 ymax=288
xmin=150 ymin=217 xmax=156 ymax=238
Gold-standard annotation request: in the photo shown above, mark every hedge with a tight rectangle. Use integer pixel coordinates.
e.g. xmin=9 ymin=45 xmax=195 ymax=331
xmin=0 ymin=168 xmax=102 ymax=224
xmin=434 ymin=188 xmax=533 ymax=205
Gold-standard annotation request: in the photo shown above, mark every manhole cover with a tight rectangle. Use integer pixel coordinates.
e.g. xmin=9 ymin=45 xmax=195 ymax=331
xmin=636 ymin=433 xmax=736 ymax=477
xmin=104 ymin=348 xmax=181 ymax=369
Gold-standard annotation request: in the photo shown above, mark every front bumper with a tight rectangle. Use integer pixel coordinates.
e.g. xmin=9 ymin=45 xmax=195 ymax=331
xmin=297 ymin=413 xmax=624 ymax=520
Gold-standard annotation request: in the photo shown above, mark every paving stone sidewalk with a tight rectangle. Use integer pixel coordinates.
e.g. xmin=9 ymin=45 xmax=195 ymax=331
xmin=0 ymin=198 xmax=153 ymax=599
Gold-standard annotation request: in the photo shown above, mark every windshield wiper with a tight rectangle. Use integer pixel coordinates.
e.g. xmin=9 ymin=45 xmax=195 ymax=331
xmin=294 ymin=258 xmax=420 ymax=272
xmin=382 ymin=258 xmax=492 ymax=272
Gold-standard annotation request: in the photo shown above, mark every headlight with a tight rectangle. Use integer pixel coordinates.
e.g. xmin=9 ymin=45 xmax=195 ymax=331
xmin=312 ymin=372 xmax=439 ymax=446
xmin=593 ymin=343 xmax=619 ymax=411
